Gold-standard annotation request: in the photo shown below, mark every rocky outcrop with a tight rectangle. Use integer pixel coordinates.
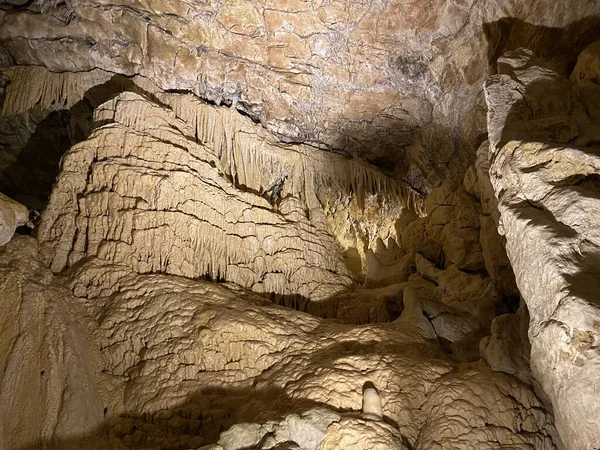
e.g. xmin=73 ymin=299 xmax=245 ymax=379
xmin=0 ymin=2 xmax=599 ymax=449
xmin=37 ymin=91 xmax=354 ymax=303
xmin=0 ymin=236 xmax=109 ymax=450
xmin=485 ymin=45 xmax=600 ymax=449
xmin=1 ymin=1 xmax=599 ymax=191
xmin=0 ymin=191 xmax=27 ymax=245
xmin=0 ymin=236 xmax=559 ymax=449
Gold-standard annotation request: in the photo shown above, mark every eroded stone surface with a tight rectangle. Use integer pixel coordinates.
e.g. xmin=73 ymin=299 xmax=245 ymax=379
xmin=485 ymin=46 xmax=600 ymax=450
xmin=1 ymin=1 xmax=598 ymax=191
xmin=0 ymin=190 xmax=27 ymax=245
xmin=0 ymin=236 xmax=559 ymax=449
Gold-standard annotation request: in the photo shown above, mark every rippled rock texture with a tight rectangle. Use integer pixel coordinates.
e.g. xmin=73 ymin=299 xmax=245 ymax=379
xmin=0 ymin=64 xmax=558 ymax=449
xmin=0 ymin=236 xmax=558 ymax=450
xmin=1 ymin=2 xmax=600 ymax=449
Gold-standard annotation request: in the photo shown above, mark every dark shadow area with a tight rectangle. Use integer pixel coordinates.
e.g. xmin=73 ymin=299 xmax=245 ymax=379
xmin=0 ymin=109 xmax=71 ymax=211
xmin=484 ymin=16 xmax=600 ymax=75
xmin=13 ymin=385 xmax=341 ymax=450
xmin=0 ymin=74 xmax=169 ymax=213
xmin=13 ymin=337 xmax=445 ymax=450
xmin=563 ymin=242 xmax=600 ymax=308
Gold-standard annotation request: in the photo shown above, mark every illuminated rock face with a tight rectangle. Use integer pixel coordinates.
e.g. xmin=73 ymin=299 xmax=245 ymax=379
xmin=0 ymin=3 xmax=600 ymax=449
xmin=0 ymin=1 xmax=598 ymax=191
xmin=0 ymin=191 xmax=27 ymax=245
xmin=36 ymin=91 xmax=354 ymax=303
xmin=0 ymin=236 xmax=558 ymax=450
xmin=485 ymin=46 xmax=600 ymax=450
xmin=0 ymin=75 xmax=560 ymax=448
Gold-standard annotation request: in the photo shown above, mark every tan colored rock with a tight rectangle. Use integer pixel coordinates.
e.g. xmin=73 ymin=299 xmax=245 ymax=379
xmin=317 ymin=417 xmax=407 ymax=450
xmin=0 ymin=191 xmax=28 ymax=245
xmin=485 ymin=48 xmax=600 ymax=449
xmin=1 ymin=1 xmax=598 ymax=191
xmin=571 ymin=40 xmax=600 ymax=82
xmin=463 ymin=142 xmax=518 ymax=297
xmin=365 ymin=239 xmax=415 ymax=287
xmin=479 ymin=214 xmax=518 ymax=297
xmin=0 ymin=223 xmax=560 ymax=450
xmin=425 ymin=183 xmax=485 ymax=271
xmin=480 ymin=301 xmax=531 ymax=384
xmin=75 ymin=256 xmax=557 ymax=448
xmin=0 ymin=237 xmax=109 ymax=450
xmin=36 ymin=90 xmax=423 ymax=303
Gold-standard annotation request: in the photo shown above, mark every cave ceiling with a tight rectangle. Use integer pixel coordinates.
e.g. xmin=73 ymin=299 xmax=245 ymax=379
xmin=1 ymin=0 xmax=599 ymax=193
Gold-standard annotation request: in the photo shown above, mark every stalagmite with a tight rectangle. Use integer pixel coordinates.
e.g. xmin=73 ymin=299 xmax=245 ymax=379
xmin=362 ymin=383 xmax=383 ymax=420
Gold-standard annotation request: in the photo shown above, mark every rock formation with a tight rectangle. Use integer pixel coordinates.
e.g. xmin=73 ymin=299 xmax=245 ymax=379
xmin=0 ymin=2 xmax=599 ymax=450
xmin=1 ymin=1 xmax=599 ymax=192
xmin=485 ymin=45 xmax=600 ymax=450
xmin=0 ymin=191 xmax=27 ymax=244
xmin=0 ymin=236 xmax=558 ymax=449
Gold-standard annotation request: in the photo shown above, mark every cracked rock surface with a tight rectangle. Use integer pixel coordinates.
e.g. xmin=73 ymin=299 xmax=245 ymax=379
xmin=1 ymin=0 xmax=598 ymax=191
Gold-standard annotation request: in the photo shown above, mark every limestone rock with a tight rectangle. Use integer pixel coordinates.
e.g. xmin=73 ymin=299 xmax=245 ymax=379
xmin=425 ymin=182 xmax=485 ymax=271
xmin=479 ymin=214 xmax=518 ymax=297
xmin=485 ymin=47 xmax=600 ymax=449
xmin=0 ymin=237 xmax=109 ymax=450
xmin=37 ymin=91 xmax=356 ymax=302
xmin=0 ymin=234 xmax=560 ymax=449
xmin=1 ymin=2 xmax=598 ymax=191
xmin=480 ymin=301 xmax=532 ymax=384
xmin=570 ymin=40 xmax=600 ymax=82
xmin=317 ymin=417 xmax=407 ymax=450
xmin=365 ymin=238 xmax=415 ymax=287
xmin=0 ymin=191 xmax=27 ymax=245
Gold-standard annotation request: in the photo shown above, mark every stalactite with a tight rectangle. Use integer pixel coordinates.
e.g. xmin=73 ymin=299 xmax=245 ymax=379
xmin=1 ymin=67 xmax=425 ymax=216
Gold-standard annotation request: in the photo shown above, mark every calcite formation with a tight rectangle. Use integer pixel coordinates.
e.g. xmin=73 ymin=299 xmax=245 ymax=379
xmin=485 ymin=46 xmax=600 ymax=449
xmin=37 ymin=91 xmax=354 ymax=302
xmin=0 ymin=2 xmax=600 ymax=449
xmin=0 ymin=63 xmax=564 ymax=449
xmin=0 ymin=236 xmax=558 ymax=450
xmin=1 ymin=1 xmax=599 ymax=191
xmin=0 ymin=191 xmax=27 ymax=244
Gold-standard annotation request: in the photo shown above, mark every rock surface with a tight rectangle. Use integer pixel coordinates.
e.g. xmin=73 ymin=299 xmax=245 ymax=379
xmin=1 ymin=4 xmax=600 ymax=448
xmin=1 ymin=1 xmax=599 ymax=191
xmin=0 ymin=190 xmax=27 ymax=245
xmin=37 ymin=91 xmax=354 ymax=303
xmin=0 ymin=235 xmax=559 ymax=449
xmin=485 ymin=46 xmax=600 ymax=449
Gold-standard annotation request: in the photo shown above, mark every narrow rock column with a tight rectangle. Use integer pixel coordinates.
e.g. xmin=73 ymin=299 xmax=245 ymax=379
xmin=362 ymin=382 xmax=383 ymax=420
xmin=484 ymin=47 xmax=600 ymax=449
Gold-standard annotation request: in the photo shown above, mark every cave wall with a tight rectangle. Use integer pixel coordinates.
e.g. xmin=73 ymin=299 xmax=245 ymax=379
xmin=0 ymin=1 xmax=599 ymax=449
xmin=485 ymin=45 xmax=600 ymax=449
